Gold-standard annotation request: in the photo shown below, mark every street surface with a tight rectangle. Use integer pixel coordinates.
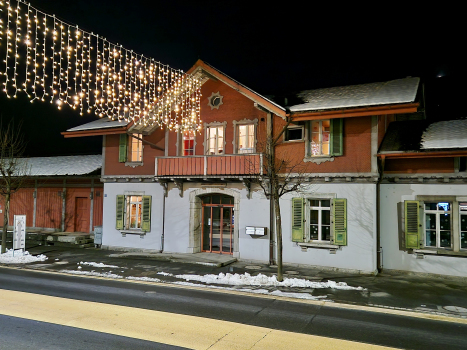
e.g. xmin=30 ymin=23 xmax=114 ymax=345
xmin=1 ymin=267 xmax=467 ymax=349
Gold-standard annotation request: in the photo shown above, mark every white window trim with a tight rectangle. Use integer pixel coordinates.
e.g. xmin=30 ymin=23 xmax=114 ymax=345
xmin=121 ymin=191 xmax=145 ymax=235
xmin=309 ymin=120 xmax=331 ymax=157
xmin=284 ymin=125 xmax=304 ymax=142
xmin=411 ymin=195 xmax=467 ymax=255
xmin=232 ymin=118 xmax=258 ymax=154
xmin=125 ymin=134 xmax=143 ymax=167
xmin=176 ymin=130 xmax=197 ymax=156
xmin=297 ymin=193 xmax=340 ymax=250
xmin=203 ymin=121 xmax=227 ymax=155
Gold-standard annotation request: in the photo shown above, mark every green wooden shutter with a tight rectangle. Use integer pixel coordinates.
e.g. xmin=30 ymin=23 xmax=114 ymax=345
xmin=330 ymin=119 xmax=343 ymax=156
xmin=119 ymin=134 xmax=127 ymax=162
xmin=332 ymin=198 xmax=347 ymax=245
xmin=405 ymin=200 xmax=422 ymax=249
xmin=292 ymin=198 xmax=305 ymax=242
xmin=116 ymin=195 xmax=125 ymax=230
xmin=141 ymin=195 xmax=152 ymax=232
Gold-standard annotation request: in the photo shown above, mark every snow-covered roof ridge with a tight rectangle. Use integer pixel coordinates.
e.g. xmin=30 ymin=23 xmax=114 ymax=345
xmin=289 ymin=77 xmax=420 ymax=113
xmin=17 ymin=154 xmax=102 ymax=176
xmin=66 ymin=118 xmax=129 ymax=132
xmin=421 ymin=119 xmax=467 ymax=150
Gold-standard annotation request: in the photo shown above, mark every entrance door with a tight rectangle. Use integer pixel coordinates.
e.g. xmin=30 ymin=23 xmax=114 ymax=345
xmin=75 ymin=197 xmax=90 ymax=232
xmin=201 ymin=194 xmax=234 ymax=254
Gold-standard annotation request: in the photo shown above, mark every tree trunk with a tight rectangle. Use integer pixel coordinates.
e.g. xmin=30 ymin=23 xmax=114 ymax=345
xmin=274 ymin=188 xmax=283 ymax=282
xmin=1 ymin=192 xmax=10 ymax=254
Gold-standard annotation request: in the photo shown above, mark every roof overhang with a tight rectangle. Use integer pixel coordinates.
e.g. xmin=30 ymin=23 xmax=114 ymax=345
xmin=290 ymin=102 xmax=419 ymax=122
xmin=378 ymin=150 xmax=467 ymax=159
xmin=61 ymin=125 xmax=129 ymax=138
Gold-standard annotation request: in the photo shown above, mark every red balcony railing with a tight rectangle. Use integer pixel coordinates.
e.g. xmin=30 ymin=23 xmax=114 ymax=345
xmin=155 ymin=154 xmax=264 ymax=177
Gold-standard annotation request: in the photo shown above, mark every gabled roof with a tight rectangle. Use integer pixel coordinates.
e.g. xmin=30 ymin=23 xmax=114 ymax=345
xmin=289 ymin=77 xmax=420 ymax=114
xmin=188 ymin=60 xmax=287 ymax=118
xmin=17 ymin=155 xmax=102 ymax=176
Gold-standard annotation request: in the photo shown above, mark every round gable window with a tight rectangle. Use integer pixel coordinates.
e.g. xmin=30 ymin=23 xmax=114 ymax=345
xmin=208 ymin=92 xmax=224 ymax=110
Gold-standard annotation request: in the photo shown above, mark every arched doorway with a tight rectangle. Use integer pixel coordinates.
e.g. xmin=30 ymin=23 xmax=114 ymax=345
xmin=201 ymin=194 xmax=234 ymax=254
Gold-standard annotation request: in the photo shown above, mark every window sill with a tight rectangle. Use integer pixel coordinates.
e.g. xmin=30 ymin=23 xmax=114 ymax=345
xmin=120 ymin=230 xmax=146 ymax=238
xmin=303 ymin=156 xmax=334 ymax=164
xmin=298 ymin=242 xmax=340 ymax=253
xmin=284 ymin=139 xmax=304 ymax=143
xmin=125 ymin=162 xmax=143 ymax=168
xmin=413 ymin=248 xmax=467 ymax=258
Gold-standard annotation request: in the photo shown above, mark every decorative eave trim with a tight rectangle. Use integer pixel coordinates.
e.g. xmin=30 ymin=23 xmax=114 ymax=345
xmin=290 ymin=102 xmax=419 ymax=121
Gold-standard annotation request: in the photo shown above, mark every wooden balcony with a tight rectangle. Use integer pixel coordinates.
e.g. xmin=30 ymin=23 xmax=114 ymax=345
xmin=155 ymin=154 xmax=264 ymax=178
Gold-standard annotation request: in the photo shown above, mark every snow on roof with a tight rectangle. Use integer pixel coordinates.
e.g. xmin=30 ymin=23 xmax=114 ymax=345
xmin=289 ymin=77 xmax=420 ymax=113
xmin=18 ymin=155 xmax=102 ymax=176
xmin=421 ymin=120 xmax=467 ymax=150
xmin=66 ymin=118 xmax=129 ymax=132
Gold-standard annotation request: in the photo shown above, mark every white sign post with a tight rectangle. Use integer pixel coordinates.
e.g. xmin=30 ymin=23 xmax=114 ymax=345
xmin=13 ymin=215 xmax=26 ymax=257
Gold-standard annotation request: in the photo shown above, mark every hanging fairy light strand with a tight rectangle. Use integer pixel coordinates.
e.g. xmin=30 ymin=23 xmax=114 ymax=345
xmin=0 ymin=0 xmax=202 ymax=131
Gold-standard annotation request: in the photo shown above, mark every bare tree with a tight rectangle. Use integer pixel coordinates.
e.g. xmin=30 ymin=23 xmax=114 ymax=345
xmin=250 ymin=117 xmax=308 ymax=282
xmin=0 ymin=120 xmax=29 ymax=253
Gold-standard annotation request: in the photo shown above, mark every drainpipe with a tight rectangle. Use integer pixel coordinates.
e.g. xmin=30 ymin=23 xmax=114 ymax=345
xmin=267 ymin=112 xmax=275 ymax=265
xmin=160 ymin=182 xmax=167 ymax=253
xmin=376 ymin=155 xmax=386 ymax=273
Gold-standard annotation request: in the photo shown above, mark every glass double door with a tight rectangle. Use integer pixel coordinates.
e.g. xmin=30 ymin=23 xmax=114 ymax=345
xmin=202 ymin=204 xmax=234 ymax=254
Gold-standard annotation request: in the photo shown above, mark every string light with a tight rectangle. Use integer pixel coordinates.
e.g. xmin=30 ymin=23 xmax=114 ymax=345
xmin=0 ymin=0 xmax=201 ymax=131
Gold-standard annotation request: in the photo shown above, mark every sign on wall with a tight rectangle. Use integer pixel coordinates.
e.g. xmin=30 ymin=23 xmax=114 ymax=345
xmin=13 ymin=215 xmax=26 ymax=250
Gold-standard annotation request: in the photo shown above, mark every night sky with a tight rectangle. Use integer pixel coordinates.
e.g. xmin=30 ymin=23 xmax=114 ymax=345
xmin=0 ymin=1 xmax=463 ymax=157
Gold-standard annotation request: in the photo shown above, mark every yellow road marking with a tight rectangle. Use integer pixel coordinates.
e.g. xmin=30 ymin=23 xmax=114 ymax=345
xmin=0 ymin=289 xmax=396 ymax=349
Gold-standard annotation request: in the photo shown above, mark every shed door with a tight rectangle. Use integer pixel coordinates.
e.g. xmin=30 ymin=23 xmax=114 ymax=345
xmin=75 ymin=197 xmax=90 ymax=232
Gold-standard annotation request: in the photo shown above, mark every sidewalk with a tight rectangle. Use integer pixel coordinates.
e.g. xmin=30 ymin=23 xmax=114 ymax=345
xmin=2 ymin=245 xmax=467 ymax=320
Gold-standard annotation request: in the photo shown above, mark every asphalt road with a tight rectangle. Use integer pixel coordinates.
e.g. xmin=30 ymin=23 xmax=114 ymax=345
xmin=1 ymin=267 xmax=467 ymax=349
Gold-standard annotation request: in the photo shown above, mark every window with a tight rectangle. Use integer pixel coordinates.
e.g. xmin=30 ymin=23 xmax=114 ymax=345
xmin=116 ymin=194 xmax=151 ymax=232
xmin=404 ymin=198 xmax=467 ymax=252
xmin=424 ymin=202 xmax=451 ymax=248
xmin=285 ymin=125 xmax=304 ymax=142
xmin=237 ymin=124 xmax=255 ymax=153
xmin=208 ymin=91 xmax=224 ymax=110
xmin=309 ymin=199 xmax=331 ymax=241
xmin=119 ymin=134 xmax=143 ymax=163
xmin=307 ymin=119 xmax=343 ymax=157
xmin=206 ymin=126 xmax=224 ymax=155
xmin=129 ymin=134 xmax=143 ymax=162
xmin=311 ymin=120 xmax=330 ymax=156
xmin=182 ymin=130 xmax=195 ymax=156
xmin=292 ymin=197 xmax=347 ymax=246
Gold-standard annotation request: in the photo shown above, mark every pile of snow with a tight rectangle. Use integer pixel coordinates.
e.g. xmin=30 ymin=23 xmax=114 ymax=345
xmin=0 ymin=249 xmax=47 ymax=264
xmin=173 ymin=272 xmax=365 ymax=290
xmin=60 ymin=270 xmax=123 ymax=279
xmin=79 ymin=261 xmax=120 ymax=268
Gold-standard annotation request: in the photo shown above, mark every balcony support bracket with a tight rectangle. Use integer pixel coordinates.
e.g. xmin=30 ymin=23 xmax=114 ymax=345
xmin=158 ymin=180 xmax=169 ymax=197
xmin=174 ymin=180 xmax=184 ymax=198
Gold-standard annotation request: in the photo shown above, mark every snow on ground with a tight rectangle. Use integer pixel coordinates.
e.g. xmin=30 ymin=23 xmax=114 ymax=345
xmin=79 ymin=261 xmax=120 ymax=268
xmin=0 ymin=249 xmax=47 ymax=264
xmin=127 ymin=276 xmax=161 ymax=283
xmin=60 ymin=270 xmax=123 ymax=279
xmin=173 ymin=272 xmax=365 ymax=290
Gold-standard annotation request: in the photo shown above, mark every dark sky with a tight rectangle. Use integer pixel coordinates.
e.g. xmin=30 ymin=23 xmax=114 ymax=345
xmin=0 ymin=1 xmax=464 ymax=156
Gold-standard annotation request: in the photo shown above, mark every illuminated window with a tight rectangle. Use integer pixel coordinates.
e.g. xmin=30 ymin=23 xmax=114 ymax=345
xmin=237 ymin=124 xmax=255 ymax=153
xmin=182 ymin=131 xmax=195 ymax=156
xmin=126 ymin=195 xmax=142 ymax=229
xmin=116 ymin=194 xmax=152 ymax=232
xmin=129 ymin=134 xmax=143 ymax=162
xmin=310 ymin=120 xmax=330 ymax=156
xmin=206 ymin=126 xmax=224 ymax=155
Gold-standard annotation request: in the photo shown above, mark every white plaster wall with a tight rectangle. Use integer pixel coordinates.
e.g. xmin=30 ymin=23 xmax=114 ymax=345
xmin=381 ymin=183 xmax=467 ymax=277
xmin=163 ymin=187 xmax=191 ymax=253
xmin=102 ymin=183 xmax=163 ymax=250
xmin=280 ymin=183 xmax=377 ymax=273
xmin=237 ymin=189 xmax=271 ymax=262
